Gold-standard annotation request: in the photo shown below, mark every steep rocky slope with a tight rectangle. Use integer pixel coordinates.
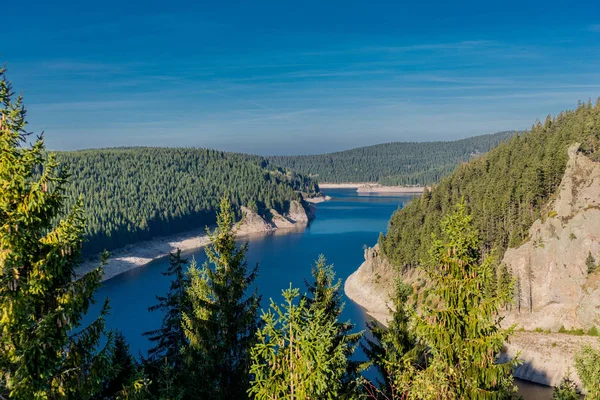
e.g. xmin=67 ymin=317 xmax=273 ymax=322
xmin=345 ymin=144 xmax=600 ymax=388
xmin=503 ymin=144 xmax=600 ymax=331
xmin=238 ymin=199 xmax=313 ymax=234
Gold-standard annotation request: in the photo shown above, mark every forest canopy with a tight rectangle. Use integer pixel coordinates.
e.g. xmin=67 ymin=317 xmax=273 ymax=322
xmin=381 ymin=100 xmax=600 ymax=269
xmin=55 ymin=147 xmax=320 ymax=255
xmin=268 ymin=131 xmax=515 ymax=186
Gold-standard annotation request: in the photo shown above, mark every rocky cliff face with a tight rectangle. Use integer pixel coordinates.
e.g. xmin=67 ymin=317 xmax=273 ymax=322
xmin=502 ymin=144 xmax=600 ymax=331
xmin=238 ymin=200 xmax=313 ymax=234
xmin=344 ymin=144 xmax=600 ymax=388
xmin=288 ymin=199 xmax=311 ymax=223
xmin=345 ymin=244 xmax=425 ymax=324
xmin=238 ymin=206 xmax=276 ymax=234
xmin=344 ymin=245 xmax=396 ymax=323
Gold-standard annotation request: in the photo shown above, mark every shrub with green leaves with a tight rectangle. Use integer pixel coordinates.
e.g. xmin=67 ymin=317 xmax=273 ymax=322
xmin=575 ymin=342 xmax=600 ymax=399
xmin=553 ymin=373 xmax=579 ymax=400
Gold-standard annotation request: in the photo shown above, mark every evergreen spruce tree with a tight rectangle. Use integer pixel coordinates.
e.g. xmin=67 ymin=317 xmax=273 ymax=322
xmin=249 ymin=286 xmax=348 ymax=400
xmin=99 ymin=332 xmax=138 ymax=399
xmin=0 ymin=66 xmax=114 ymax=399
xmin=497 ymin=264 xmax=513 ymax=311
xmin=143 ymin=249 xmax=189 ymax=368
xmin=362 ymin=280 xmax=419 ymax=399
xmin=586 ymin=251 xmax=597 ymax=274
xmin=182 ymin=197 xmax=261 ymax=399
xmin=155 ymin=360 xmax=183 ymax=400
xmin=304 ymin=255 xmax=363 ymax=398
xmin=409 ymin=203 xmax=517 ymax=399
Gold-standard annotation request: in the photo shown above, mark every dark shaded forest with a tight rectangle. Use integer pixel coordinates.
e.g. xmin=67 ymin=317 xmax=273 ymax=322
xmin=268 ymin=131 xmax=515 ymax=185
xmin=55 ymin=147 xmax=320 ymax=255
xmin=381 ymin=100 xmax=600 ymax=269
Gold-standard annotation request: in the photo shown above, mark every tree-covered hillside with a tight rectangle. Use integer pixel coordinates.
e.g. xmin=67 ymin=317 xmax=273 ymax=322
xmin=268 ymin=131 xmax=515 ymax=186
xmin=55 ymin=148 xmax=319 ymax=255
xmin=381 ymin=101 xmax=600 ymax=268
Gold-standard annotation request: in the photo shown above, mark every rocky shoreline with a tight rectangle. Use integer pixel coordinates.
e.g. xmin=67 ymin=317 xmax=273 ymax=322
xmin=344 ymin=243 xmax=599 ymax=390
xmin=78 ymin=198 xmax=323 ymax=282
xmin=343 ymin=145 xmax=600 ymax=390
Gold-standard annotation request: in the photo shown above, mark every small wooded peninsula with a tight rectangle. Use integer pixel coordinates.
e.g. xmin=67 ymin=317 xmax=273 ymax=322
xmin=55 ymin=148 xmax=320 ymax=254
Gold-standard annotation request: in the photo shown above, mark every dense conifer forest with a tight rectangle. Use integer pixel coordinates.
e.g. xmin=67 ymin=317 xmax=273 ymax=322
xmin=55 ymin=148 xmax=320 ymax=254
xmin=381 ymin=100 xmax=600 ymax=269
xmin=267 ymin=131 xmax=515 ymax=185
xmin=4 ymin=62 xmax=600 ymax=400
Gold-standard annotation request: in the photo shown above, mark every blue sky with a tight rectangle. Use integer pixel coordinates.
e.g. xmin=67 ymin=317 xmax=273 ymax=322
xmin=3 ymin=0 xmax=600 ymax=154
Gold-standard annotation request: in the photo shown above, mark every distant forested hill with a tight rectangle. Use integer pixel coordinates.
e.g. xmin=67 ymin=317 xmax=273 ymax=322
xmin=268 ymin=131 xmax=515 ymax=185
xmin=55 ymin=147 xmax=319 ymax=255
xmin=381 ymin=101 xmax=600 ymax=268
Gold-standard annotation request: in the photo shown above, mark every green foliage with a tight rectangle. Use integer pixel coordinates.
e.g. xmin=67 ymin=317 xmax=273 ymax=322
xmin=249 ymin=286 xmax=350 ymax=400
xmin=553 ymin=373 xmax=579 ymax=400
xmin=497 ymin=264 xmax=513 ymax=310
xmin=304 ymin=255 xmax=363 ymax=398
xmin=586 ymin=251 xmax=597 ymax=274
xmin=575 ymin=342 xmax=600 ymax=399
xmin=55 ymin=148 xmax=319 ymax=255
xmin=182 ymin=197 xmax=261 ymax=400
xmin=570 ymin=233 xmax=577 ymax=240
xmin=269 ymin=132 xmax=515 ymax=185
xmin=381 ymin=101 xmax=600 ymax=271
xmin=589 ymin=326 xmax=600 ymax=337
xmin=0 ymin=67 xmax=115 ymax=399
xmin=408 ymin=204 xmax=517 ymax=399
xmin=142 ymin=249 xmax=189 ymax=397
xmin=361 ymin=280 xmax=420 ymax=399
xmin=155 ymin=360 xmax=184 ymax=400
xmin=98 ymin=331 xmax=140 ymax=399
xmin=144 ymin=249 xmax=189 ymax=366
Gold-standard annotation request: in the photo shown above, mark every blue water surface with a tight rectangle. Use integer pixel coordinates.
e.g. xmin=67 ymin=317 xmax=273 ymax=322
xmin=89 ymin=188 xmax=553 ymax=398
xmin=94 ymin=188 xmax=415 ymax=355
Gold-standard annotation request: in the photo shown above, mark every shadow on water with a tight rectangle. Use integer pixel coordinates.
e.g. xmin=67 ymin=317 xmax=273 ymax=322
xmin=515 ymin=379 xmax=554 ymax=400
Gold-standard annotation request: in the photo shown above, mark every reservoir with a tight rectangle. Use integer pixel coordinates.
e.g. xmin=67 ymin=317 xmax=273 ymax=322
xmin=92 ymin=188 xmax=553 ymax=399
xmin=95 ymin=188 xmax=402 ymax=354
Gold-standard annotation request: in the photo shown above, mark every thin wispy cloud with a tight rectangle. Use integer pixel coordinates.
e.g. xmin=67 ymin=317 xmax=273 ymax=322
xmin=302 ymin=40 xmax=498 ymax=56
xmin=229 ymin=109 xmax=319 ymax=125
xmin=5 ymin=0 xmax=600 ymax=153
xmin=29 ymin=99 xmax=154 ymax=112
xmin=588 ymin=24 xmax=600 ymax=32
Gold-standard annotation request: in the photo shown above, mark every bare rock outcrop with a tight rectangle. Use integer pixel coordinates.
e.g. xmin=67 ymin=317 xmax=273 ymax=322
xmin=238 ymin=206 xmax=275 ymax=235
xmin=500 ymin=331 xmax=599 ymax=388
xmin=269 ymin=209 xmax=295 ymax=229
xmin=502 ymin=144 xmax=600 ymax=331
xmin=345 ymin=245 xmax=396 ymax=324
xmin=345 ymin=244 xmax=425 ymax=325
xmin=344 ymin=144 xmax=600 ymax=389
xmin=288 ymin=200 xmax=310 ymax=223
xmin=304 ymin=194 xmax=332 ymax=204
xmin=239 ymin=201 xmax=313 ymax=234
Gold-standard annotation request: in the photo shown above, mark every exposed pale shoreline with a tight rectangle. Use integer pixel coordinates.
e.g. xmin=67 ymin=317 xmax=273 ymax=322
xmin=344 ymin=246 xmax=599 ymax=390
xmin=76 ymin=196 xmax=324 ymax=282
xmin=319 ymin=182 xmax=426 ymax=193
xmin=78 ymin=223 xmax=310 ymax=283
